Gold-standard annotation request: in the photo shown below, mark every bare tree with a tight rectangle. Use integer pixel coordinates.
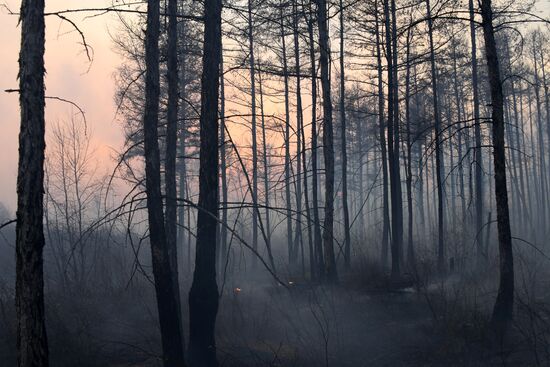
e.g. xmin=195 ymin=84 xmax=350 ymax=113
xmin=143 ymin=0 xmax=185 ymax=365
xmin=188 ymin=0 xmax=223 ymax=364
xmin=480 ymin=0 xmax=514 ymax=335
xmin=317 ymin=0 xmax=337 ymax=281
xmin=16 ymin=0 xmax=49 ymax=365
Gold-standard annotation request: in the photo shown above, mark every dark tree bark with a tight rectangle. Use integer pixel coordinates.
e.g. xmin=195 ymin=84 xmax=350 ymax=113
xmin=383 ymin=0 xmax=401 ymax=278
xmin=426 ymin=0 xmax=445 ymax=273
xmin=404 ymin=24 xmax=415 ymax=268
xmin=469 ymin=0 xmax=485 ymax=265
xmin=292 ymin=0 xmax=304 ymax=269
xmin=374 ymin=0 xmax=391 ymax=268
xmin=292 ymin=0 xmax=314 ymax=278
xmin=307 ymin=2 xmax=324 ymax=278
xmin=280 ymin=5 xmax=294 ymax=266
xmin=317 ymin=0 xmax=337 ymax=281
xmin=143 ymin=0 xmax=186 ymax=365
xmin=532 ymin=40 xmax=548 ymax=231
xmin=390 ymin=0 xmax=404 ymax=268
xmin=188 ymin=0 xmax=222 ymax=363
xmin=178 ymin=14 xmax=189 ymax=274
xmin=247 ymin=0 xmax=259 ymax=269
xmin=258 ymin=67 xmax=272 ymax=263
xmin=219 ymin=43 xmax=228 ymax=271
xmin=339 ymin=0 xmax=351 ymax=269
xmin=16 ymin=0 xmax=49 ymax=366
xmin=165 ymin=0 xmax=184 ymax=351
xmin=480 ymin=0 xmax=515 ymax=334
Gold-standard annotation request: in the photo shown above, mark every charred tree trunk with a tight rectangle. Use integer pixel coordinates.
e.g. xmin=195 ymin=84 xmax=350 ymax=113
xmin=374 ymin=0 xmax=391 ymax=268
xmin=280 ymin=5 xmax=294 ymax=266
xmin=16 ymin=0 xmax=49 ymax=365
xmin=339 ymin=0 xmax=351 ymax=269
xmin=247 ymin=0 xmax=259 ymax=269
xmin=383 ymin=0 xmax=401 ymax=278
xmin=426 ymin=0 xmax=445 ymax=273
xmin=307 ymin=4 xmax=324 ymax=278
xmin=390 ymin=0 xmax=404 ymax=270
xmin=220 ymin=46 xmax=228 ymax=272
xmin=292 ymin=0 xmax=304 ymax=268
xmin=317 ymin=0 xmax=337 ymax=281
xmin=480 ymin=0 xmax=515 ymax=334
xmin=404 ymin=25 xmax=415 ymax=268
xmin=258 ymin=67 xmax=272 ymax=265
xmin=165 ymin=0 xmax=184 ymax=350
xmin=293 ymin=0 xmax=314 ymax=278
xmin=143 ymin=0 xmax=186 ymax=365
xmin=469 ymin=0 xmax=485 ymax=265
xmin=188 ymin=0 xmax=222 ymax=363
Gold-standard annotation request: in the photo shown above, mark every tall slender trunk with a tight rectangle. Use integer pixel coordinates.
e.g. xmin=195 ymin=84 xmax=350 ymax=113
xmin=404 ymin=25 xmax=415 ymax=267
xmin=143 ymin=1 xmax=185 ymax=365
xmin=480 ymin=0 xmax=514 ymax=334
xmin=178 ymin=12 xmax=189 ymax=275
xmin=339 ymin=0 xmax=351 ymax=269
xmin=16 ymin=0 xmax=49 ymax=365
xmin=258 ymin=67 xmax=272 ymax=265
xmin=426 ymin=0 xmax=445 ymax=273
xmin=542 ymin=52 xmax=550 ymax=230
xmin=390 ymin=0 xmax=404 ymax=268
xmin=165 ymin=0 xmax=184 ymax=352
xmin=383 ymin=0 xmax=400 ymax=278
xmin=281 ymin=5 xmax=294 ymax=266
xmin=452 ymin=43 xmax=467 ymax=227
xmin=308 ymin=5 xmax=324 ymax=278
xmin=374 ymin=0 xmax=390 ymax=268
xmin=316 ymin=0 xmax=337 ymax=281
xmin=247 ymin=0 xmax=259 ymax=268
xmin=533 ymin=44 xmax=548 ymax=232
xmin=469 ymin=0 xmax=485 ymax=264
xmin=188 ymin=0 xmax=222 ymax=363
xmin=220 ymin=44 xmax=228 ymax=272
xmin=292 ymin=0 xmax=304 ymax=268
xmin=293 ymin=1 xmax=314 ymax=278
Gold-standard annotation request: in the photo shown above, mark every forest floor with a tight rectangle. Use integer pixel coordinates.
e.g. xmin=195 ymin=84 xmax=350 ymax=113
xmin=2 ymin=267 xmax=544 ymax=366
xmin=216 ymin=274 xmax=435 ymax=366
xmin=214 ymin=271 xmax=541 ymax=367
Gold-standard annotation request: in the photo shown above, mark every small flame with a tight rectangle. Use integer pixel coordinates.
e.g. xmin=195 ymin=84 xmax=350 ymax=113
xmin=234 ymin=287 xmax=242 ymax=293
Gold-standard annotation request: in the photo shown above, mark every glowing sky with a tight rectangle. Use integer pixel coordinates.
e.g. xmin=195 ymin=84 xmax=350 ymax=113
xmin=0 ymin=0 xmax=124 ymax=212
xmin=0 ymin=0 xmax=548 ymax=214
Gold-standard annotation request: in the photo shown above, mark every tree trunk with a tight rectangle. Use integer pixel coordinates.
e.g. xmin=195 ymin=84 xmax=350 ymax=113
xmin=426 ymin=0 xmax=445 ymax=273
xmin=404 ymin=25 xmax=415 ymax=268
xmin=469 ymin=0 xmax=485 ymax=265
xmin=280 ymin=5 xmax=294 ymax=267
xmin=247 ymin=0 xmax=259 ymax=269
xmin=258 ymin=67 xmax=272 ymax=267
xmin=316 ymin=0 xmax=337 ymax=281
xmin=188 ymin=0 xmax=222 ymax=363
xmin=307 ymin=3 xmax=324 ymax=278
xmin=143 ymin=0 xmax=186 ymax=365
xmin=390 ymin=0 xmax=404 ymax=269
xmin=374 ymin=0 xmax=391 ymax=269
xmin=339 ymin=0 xmax=351 ymax=269
xmin=480 ymin=0 xmax=515 ymax=334
xmin=178 ymin=11 xmax=189 ymax=275
xmin=16 ymin=0 xmax=49 ymax=365
xmin=383 ymin=0 xmax=401 ymax=278
xmin=220 ymin=44 xmax=228 ymax=272
xmin=165 ymin=0 xmax=184 ymax=352
xmin=293 ymin=0 xmax=314 ymax=278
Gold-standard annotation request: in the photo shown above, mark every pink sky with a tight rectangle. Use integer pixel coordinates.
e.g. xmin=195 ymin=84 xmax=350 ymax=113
xmin=0 ymin=0 xmax=125 ymax=212
xmin=0 ymin=0 xmax=548 ymax=214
